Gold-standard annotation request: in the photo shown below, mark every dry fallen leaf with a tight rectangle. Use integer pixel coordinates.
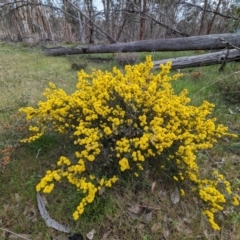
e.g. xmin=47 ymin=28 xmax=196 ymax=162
xmin=158 ymin=190 xmax=167 ymax=200
xmin=86 ymin=229 xmax=96 ymax=240
xmin=126 ymin=202 xmax=141 ymax=214
xmin=170 ymin=187 xmax=180 ymax=204
xmin=151 ymin=181 xmax=156 ymax=192
xmin=203 ymin=229 xmax=210 ymax=239
xmin=126 ymin=202 xmax=143 ymax=220
xmin=151 ymin=223 xmax=161 ymax=233
xmin=175 ymin=218 xmax=192 ymax=234
xmin=162 ymin=215 xmax=173 ymax=239
xmin=137 ymin=223 xmax=145 ymax=232
xmin=128 ymin=211 xmax=141 ymax=220
xmin=14 ymin=193 xmax=20 ymax=202
xmin=100 ymin=231 xmax=111 ymax=240
xmin=142 ymin=210 xmax=152 ymax=223
xmin=163 ymin=228 xmax=170 ymax=239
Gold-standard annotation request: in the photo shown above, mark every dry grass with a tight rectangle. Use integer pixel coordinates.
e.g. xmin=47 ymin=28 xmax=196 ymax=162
xmin=0 ymin=42 xmax=240 ymax=240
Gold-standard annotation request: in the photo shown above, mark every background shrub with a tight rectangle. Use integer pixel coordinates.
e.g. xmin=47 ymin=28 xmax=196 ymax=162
xmin=114 ymin=52 xmax=139 ymax=66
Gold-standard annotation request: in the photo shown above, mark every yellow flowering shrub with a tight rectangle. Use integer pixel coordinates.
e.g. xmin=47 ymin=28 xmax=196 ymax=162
xmin=19 ymin=56 xmax=239 ymax=230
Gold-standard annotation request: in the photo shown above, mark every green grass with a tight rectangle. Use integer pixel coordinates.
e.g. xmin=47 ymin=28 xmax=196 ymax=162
xmin=1 ymin=42 xmax=240 ymax=239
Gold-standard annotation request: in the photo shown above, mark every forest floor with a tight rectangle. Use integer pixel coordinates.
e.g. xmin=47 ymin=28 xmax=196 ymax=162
xmin=1 ymin=42 xmax=240 ymax=240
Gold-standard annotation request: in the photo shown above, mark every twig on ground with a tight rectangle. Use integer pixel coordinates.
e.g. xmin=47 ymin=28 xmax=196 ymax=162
xmin=0 ymin=227 xmax=31 ymax=240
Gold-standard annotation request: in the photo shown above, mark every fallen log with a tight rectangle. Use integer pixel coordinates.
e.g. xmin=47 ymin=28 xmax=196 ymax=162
xmin=44 ymin=33 xmax=240 ymax=56
xmin=153 ymin=49 xmax=240 ymax=69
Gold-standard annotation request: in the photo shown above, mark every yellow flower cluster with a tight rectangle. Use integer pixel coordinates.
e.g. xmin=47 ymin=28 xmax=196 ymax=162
xmin=36 ymin=169 xmax=61 ymax=193
xmin=202 ymin=210 xmax=220 ymax=230
xmin=20 ymin=56 xmax=238 ymax=228
xmin=119 ymin=157 xmax=130 ymax=171
xmin=197 ymin=171 xmax=239 ymax=230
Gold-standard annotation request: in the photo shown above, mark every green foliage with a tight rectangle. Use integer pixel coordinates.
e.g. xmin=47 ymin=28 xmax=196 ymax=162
xmin=25 ymin=133 xmax=60 ymax=154
xmin=19 ymin=56 xmax=239 ymax=230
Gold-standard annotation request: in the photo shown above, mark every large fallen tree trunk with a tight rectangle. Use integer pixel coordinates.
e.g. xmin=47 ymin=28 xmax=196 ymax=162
xmin=153 ymin=49 xmax=240 ymax=69
xmin=44 ymin=33 xmax=240 ymax=56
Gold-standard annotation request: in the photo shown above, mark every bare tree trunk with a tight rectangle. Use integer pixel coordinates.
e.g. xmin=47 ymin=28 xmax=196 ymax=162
xmin=67 ymin=0 xmax=117 ymax=43
xmin=0 ymin=0 xmax=238 ymax=43
xmin=139 ymin=0 xmax=147 ymax=40
xmin=102 ymin=0 xmax=110 ymax=36
xmin=85 ymin=0 xmax=94 ymax=43
xmin=198 ymin=0 xmax=208 ymax=35
xmin=78 ymin=11 xmax=85 ymax=43
xmin=207 ymin=0 xmax=222 ymax=34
